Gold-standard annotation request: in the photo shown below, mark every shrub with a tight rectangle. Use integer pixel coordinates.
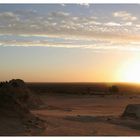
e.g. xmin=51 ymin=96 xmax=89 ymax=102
xmin=109 ymin=85 xmax=119 ymax=94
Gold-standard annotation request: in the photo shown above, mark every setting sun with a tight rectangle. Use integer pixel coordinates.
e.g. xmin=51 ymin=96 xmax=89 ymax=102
xmin=120 ymin=58 xmax=140 ymax=83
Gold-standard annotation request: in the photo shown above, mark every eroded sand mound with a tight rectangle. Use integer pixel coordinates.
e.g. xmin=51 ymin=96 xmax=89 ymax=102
xmin=122 ymin=104 xmax=140 ymax=119
xmin=0 ymin=79 xmax=46 ymax=135
xmin=0 ymin=79 xmax=42 ymax=109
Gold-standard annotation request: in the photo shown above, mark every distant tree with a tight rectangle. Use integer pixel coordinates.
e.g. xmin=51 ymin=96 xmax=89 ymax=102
xmin=87 ymin=87 xmax=91 ymax=94
xmin=109 ymin=85 xmax=119 ymax=94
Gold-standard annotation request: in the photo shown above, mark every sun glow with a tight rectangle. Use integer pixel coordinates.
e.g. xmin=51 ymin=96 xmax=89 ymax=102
xmin=120 ymin=58 xmax=140 ymax=83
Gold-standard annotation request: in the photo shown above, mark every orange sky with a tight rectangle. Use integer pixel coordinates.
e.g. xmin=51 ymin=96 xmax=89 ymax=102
xmin=0 ymin=4 xmax=140 ymax=83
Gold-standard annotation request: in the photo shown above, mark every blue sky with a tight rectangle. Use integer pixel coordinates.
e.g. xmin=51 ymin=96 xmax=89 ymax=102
xmin=0 ymin=4 xmax=140 ymax=82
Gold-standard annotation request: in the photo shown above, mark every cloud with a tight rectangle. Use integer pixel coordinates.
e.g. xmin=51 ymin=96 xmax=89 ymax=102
xmin=0 ymin=12 xmax=19 ymax=25
xmin=0 ymin=10 xmax=140 ymax=53
xmin=60 ymin=4 xmax=66 ymax=7
xmin=104 ymin=22 xmax=121 ymax=27
xmin=0 ymin=35 xmax=140 ymax=54
xmin=113 ymin=11 xmax=137 ymax=21
xmin=124 ymin=22 xmax=133 ymax=26
xmin=0 ymin=12 xmax=19 ymax=19
xmin=48 ymin=11 xmax=70 ymax=18
xmin=78 ymin=3 xmax=90 ymax=8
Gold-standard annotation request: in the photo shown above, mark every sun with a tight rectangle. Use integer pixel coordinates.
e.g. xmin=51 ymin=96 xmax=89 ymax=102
xmin=119 ymin=58 xmax=140 ymax=83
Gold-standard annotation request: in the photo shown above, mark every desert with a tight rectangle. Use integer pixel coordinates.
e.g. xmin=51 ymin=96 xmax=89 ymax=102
xmin=0 ymin=3 xmax=140 ymax=137
xmin=0 ymin=80 xmax=140 ymax=136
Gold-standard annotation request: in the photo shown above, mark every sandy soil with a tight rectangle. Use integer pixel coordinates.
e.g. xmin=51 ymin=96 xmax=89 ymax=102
xmin=0 ymin=114 xmax=46 ymax=136
xmin=31 ymin=94 xmax=140 ymax=136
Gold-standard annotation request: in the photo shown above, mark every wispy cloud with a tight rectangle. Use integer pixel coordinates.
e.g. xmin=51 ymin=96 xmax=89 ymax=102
xmin=60 ymin=4 xmax=66 ymax=7
xmin=104 ymin=22 xmax=122 ymax=27
xmin=0 ymin=9 xmax=139 ymax=53
xmin=113 ymin=11 xmax=138 ymax=21
xmin=78 ymin=3 xmax=90 ymax=8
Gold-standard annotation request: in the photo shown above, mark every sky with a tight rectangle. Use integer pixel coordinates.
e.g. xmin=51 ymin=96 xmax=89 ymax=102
xmin=0 ymin=4 xmax=140 ymax=82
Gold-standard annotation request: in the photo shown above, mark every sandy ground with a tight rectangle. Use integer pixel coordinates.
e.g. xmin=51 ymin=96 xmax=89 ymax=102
xmin=31 ymin=94 xmax=140 ymax=136
xmin=0 ymin=114 xmax=46 ymax=136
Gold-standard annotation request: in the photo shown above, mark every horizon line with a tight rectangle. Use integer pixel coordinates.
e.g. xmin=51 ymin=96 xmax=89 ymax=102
xmin=26 ymin=81 xmax=140 ymax=85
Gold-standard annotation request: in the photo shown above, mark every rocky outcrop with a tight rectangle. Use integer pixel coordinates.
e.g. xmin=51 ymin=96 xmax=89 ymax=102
xmin=122 ymin=104 xmax=140 ymax=119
